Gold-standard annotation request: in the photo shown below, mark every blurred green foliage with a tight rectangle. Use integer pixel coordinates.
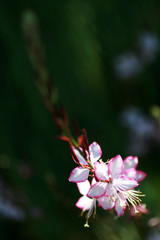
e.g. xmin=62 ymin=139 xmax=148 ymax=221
xmin=0 ymin=0 xmax=160 ymax=239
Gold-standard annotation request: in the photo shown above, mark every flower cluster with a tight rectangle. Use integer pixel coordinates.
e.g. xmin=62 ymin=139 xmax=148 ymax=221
xmin=68 ymin=141 xmax=146 ymax=227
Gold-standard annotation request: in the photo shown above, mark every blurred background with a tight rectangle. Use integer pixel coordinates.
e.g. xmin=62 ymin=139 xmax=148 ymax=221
xmin=0 ymin=0 xmax=160 ymax=239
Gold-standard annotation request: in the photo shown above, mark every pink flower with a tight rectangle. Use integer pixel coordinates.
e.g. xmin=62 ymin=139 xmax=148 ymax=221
xmin=123 ymin=156 xmax=147 ymax=182
xmin=87 ymin=155 xmax=143 ymax=216
xmin=76 ymin=179 xmax=97 ymax=227
xmin=87 ymin=155 xmax=138 ymax=199
xmin=68 ymin=142 xmax=102 ymax=183
xmin=129 ymin=204 xmax=148 ymax=218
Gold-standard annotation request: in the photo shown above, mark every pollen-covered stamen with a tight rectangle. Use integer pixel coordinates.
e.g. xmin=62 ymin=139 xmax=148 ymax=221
xmin=122 ymin=189 xmax=145 ymax=213
xmin=128 ymin=200 xmax=139 ymax=214
xmin=84 ymin=199 xmax=97 ymax=228
xmin=124 ymin=189 xmax=144 ymax=202
xmin=104 ymin=159 xmax=110 ymax=164
xmin=109 ymin=183 xmax=145 ymax=214
xmin=84 ymin=220 xmax=89 ymax=228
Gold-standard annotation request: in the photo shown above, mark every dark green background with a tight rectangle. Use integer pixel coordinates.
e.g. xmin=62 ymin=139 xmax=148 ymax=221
xmin=0 ymin=0 xmax=160 ymax=239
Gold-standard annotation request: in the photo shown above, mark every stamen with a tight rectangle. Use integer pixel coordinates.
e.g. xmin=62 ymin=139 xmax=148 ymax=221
xmin=80 ymin=211 xmax=84 ymax=217
xmin=111 ymin=185 xmax=145 ymax=214
xmin=123 ymin=189 xmax=145 ymax=213
xmin=83 ymin=199 xmax=96 ymax=227
xmin=93 ymin=204 xmax=96 ymax=218
xmin=104 ymin=159 xmax=110 ymax=164
xmin=84 ymin=219 xmax=89 ymax=227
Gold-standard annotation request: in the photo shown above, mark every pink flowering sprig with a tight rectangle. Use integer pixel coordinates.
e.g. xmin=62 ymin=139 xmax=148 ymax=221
xmin=69 ymin=146 xmax=146 ymax=227
xmin=22 ymin=11 xmax=147 ymax=228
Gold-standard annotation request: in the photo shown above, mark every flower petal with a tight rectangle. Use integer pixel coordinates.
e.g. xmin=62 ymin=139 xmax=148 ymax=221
xmin=109 ymin=155 xmax=123 ymax=178
xmin=77 ymin=180 xmax=90 ymax=196
xmin=105 ymin=182 xmax=113 ymax=196
xmin=98 ymin=196 xmax=115 ymax=210
xmin=130 ymin=204 xmax=148 ymax=217
xmin=136 ymin=170 xmax=147 ymax=182
xmin=94 ymin=162 xmax=109 ymax=181
xmin=69 ymin=167 xmax=89 ymax=182
xmin=72 ymin=147 xmax=88 ymax=165
xmin=136 ymin=204 xmax=148 ymax=214
xmin=89 ymin=142 xmax=102 ymax=163
xmin=76 ymin=196 xmax=93 ymax=211
xmin=123 ymin=168 xmax=136 ymax=179
xmin=115 ymin=195 xmax=127 ymax=217
xmin=114 ymin=176 xmax=139 ymax=191
xmin=87 ymin=182 xmax=107 ymax=198
xmin=123 ymin=156 xmax=138 ymax=171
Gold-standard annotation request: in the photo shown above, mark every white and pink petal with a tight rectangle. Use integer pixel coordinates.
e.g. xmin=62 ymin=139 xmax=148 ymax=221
xmin=89 ymin=142 xmax=102 ymax=163
xmin=136 ymin=170 xmax=147 ymax=182
xmin=115 ymin=199 xmax=127 ymax=217
xmin=69 ymin=167 xmax=89 ymax=182
xmin=98 ymin=196 xmax=115 ymax=210
xmin=76 ymin=196 xmax=93 ymax=211
xmin=77 ymin=180 xmax=91 ymax=196
xmin=72 ymin=147 xmax=88 ymax=165
xmin=87 ymin=182 xmax=107 ymax=198
xmin=109 ymin=155 xmax=123 ymax=178
xmin=123 ymin=168 xmax=136 ymax=179
xmin=114 ymin=176 xmax=139 ymax=191
xmin=104 ymin=182 xmax=114 ymax=196
xmin=123 ymin=156 xmax=138 ymax=171
xmin=94 ymin=162 xmax=109 ymax=181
